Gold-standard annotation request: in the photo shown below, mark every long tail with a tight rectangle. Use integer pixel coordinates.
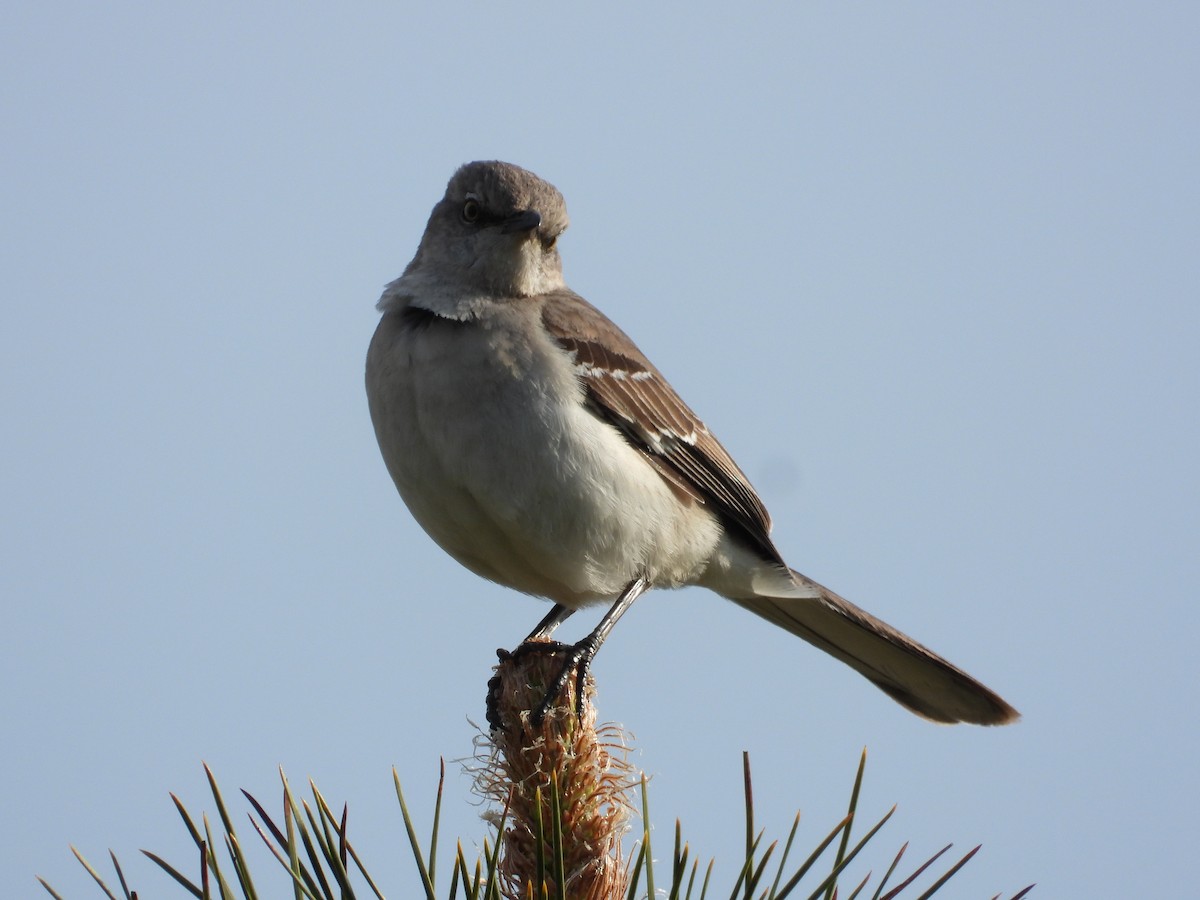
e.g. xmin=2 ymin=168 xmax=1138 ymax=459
xmin=733 ymin=569 xmax=1019 ymax=725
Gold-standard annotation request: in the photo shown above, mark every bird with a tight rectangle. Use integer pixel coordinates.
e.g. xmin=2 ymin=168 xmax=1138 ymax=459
xmin=365 ymin=160 xmax=1018 ymax=726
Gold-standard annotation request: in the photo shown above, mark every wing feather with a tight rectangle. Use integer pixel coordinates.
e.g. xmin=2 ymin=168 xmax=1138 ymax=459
xmin=541 ymin=290 xmax=782 ymax=563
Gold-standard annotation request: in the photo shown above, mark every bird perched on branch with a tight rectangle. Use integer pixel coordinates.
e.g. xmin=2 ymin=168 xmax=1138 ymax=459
xmin=366 ymin=160 xmax=1018 ymax=727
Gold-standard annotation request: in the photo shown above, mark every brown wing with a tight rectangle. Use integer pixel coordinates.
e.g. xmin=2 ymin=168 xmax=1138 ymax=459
xmin=540 ymin=290 xmax=783 ymax=564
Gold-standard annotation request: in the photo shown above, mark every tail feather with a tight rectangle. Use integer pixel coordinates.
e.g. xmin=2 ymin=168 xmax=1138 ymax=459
xmin=734 ymin=569 xmax=1019 ymax=725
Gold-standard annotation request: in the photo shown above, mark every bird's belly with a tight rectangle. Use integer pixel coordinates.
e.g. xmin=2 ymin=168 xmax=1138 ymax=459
xmin=369 ymin=325 xmax=721 ymax=606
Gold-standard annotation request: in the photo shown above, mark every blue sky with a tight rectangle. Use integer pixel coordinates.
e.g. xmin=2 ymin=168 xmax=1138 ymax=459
xmin=4 ymin=4 xmax=1197 ymax=896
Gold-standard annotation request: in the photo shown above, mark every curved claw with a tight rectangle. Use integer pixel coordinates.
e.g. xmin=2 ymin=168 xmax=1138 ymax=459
xmin=531 ymin=639 xmax=592 ymax=725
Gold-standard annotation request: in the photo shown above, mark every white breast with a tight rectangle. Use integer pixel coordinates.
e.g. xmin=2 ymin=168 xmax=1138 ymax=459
xmin=365 ymin=303 xmax=722 ymax=607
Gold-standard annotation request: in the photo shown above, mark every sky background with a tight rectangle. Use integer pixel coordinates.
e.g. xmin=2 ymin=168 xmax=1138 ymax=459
xmin=4 ymin=3 xmax=1197 ymax=897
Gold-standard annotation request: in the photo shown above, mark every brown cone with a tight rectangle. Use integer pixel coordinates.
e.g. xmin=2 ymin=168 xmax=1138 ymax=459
xmin=479 ymin=640 xmax=634 ymax=900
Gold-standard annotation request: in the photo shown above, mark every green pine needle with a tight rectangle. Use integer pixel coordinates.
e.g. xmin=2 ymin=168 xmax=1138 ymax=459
xmin=43 ymin=754 xmax=1028 ymax=899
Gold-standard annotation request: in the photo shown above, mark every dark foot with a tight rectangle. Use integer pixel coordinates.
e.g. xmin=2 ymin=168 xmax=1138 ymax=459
xmin=485 ymin=651 xmax=506 ymax=733
xmin=486 ymin=641 xmax=575 ymax=732
xmin=486 ymin=640 xmax=595 ymax=730
xmin=529 ymin=638 xmax=596 ymax=726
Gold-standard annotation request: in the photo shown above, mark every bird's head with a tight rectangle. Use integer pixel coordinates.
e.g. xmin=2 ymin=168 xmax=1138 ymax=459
xmin=407 ymin=160 xmax=570 ymax=301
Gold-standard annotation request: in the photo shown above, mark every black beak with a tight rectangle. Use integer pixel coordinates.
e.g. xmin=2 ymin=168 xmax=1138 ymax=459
xmin=500 ymin=209 xmax=542 ymax=234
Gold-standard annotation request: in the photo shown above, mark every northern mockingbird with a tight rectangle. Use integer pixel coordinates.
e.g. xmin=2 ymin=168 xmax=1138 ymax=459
xmin=366 ymin=160 xmax=1018 ymax=726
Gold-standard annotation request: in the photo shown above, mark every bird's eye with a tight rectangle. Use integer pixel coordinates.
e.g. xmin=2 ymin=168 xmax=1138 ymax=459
xmin=461 ymin=198 xmax=481 ymax=224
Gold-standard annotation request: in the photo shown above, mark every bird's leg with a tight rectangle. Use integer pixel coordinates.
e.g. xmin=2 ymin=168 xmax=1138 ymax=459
xmin=524 ymin=603 xmax=576 ymax=642
xmin=531 ymin=575 xmax=651 ymax=724
xmin=489 ymin=604 xmax=579 ymax=731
